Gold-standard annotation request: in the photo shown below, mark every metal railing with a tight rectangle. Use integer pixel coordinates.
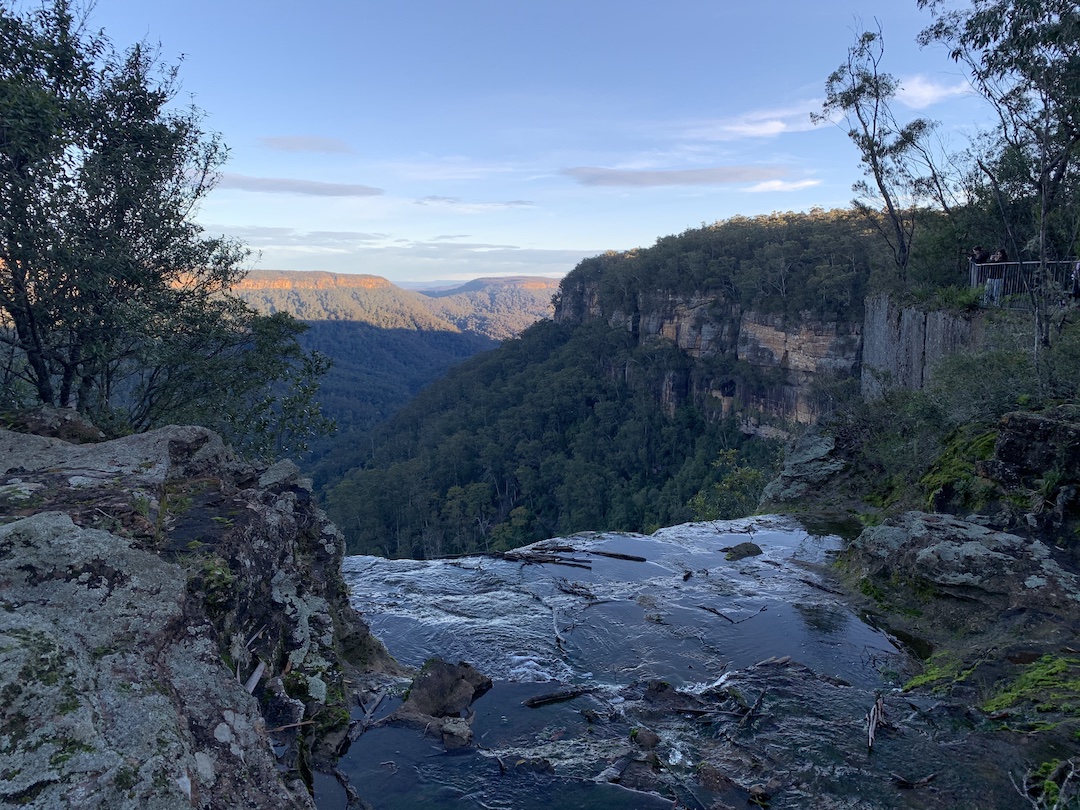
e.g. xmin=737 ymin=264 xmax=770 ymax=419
xmin=969 ymin=260 xmax=1079 ymax=308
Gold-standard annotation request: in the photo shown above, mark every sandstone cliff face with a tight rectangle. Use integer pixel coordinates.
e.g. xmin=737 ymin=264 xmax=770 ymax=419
xmin=556 ymin=285 xmax=861 ymax=426
xmin=0 ymin=422 xmax=396 ymax=809
xmin=861 ymin=293 xmax=983 ymax=399
xmin=736 ymin=313 xmax=861 ymax=424
xmin=557 ymin=279 xmax=992 ymax=428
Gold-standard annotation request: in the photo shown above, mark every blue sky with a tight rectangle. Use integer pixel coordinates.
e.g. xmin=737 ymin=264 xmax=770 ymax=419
xmin=83 ymin=0 xmax=986 ymax=283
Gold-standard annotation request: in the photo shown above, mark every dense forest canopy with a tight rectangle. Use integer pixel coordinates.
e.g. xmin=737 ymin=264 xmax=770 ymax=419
xmin=324 ymin=316 xmax=779 ymax=559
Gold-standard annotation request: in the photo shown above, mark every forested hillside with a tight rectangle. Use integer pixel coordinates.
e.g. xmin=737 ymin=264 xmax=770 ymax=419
xmin=230 ymin=271 xmax=560 ymax=478
xmin=233 ymin=270 xmax=558 ymax=341
xmin=324 ymin=318 xmax=778 ymax=558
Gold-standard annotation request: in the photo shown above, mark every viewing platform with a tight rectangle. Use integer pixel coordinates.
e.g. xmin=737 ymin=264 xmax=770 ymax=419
xmin=969 ymin=260 xmax=1078 ymax=309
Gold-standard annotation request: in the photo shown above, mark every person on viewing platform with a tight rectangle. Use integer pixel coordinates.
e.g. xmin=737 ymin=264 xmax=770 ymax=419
xmin=970 ymin=246 xmax=990 ymax=264
xmin=985 ymin=248 xmax=1007 ymax=305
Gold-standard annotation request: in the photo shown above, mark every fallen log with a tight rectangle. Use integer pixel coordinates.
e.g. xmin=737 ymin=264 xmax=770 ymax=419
xmin=523 ymin=686 xmax=594 ymax=708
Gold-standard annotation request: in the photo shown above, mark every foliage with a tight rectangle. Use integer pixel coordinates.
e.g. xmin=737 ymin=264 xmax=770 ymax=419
xmin=920 ymin=427 xmax=999 ymax=511
xmin=982 ymin=655 xmax=1080 ymax=714
xmin=555 ymin=208 xmax=905 ymax=325
xmin=0 ymin=1 xmax=329 ymax=456
xmin=688 ymin=449 xmax=776 ymax=521
xmin=918 ymin=0 xmax=1080 ymax=349
xmin=813 ymin=27 xmax=940 ymax=282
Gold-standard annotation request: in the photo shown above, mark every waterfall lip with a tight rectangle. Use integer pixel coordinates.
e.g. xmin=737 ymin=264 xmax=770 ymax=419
xmin=343 ymin=515 xmax=895 ymax=692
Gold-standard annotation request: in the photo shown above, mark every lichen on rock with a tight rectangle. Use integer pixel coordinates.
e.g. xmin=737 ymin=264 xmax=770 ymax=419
xmin=0 ymin=420 xmax=399 ymax=808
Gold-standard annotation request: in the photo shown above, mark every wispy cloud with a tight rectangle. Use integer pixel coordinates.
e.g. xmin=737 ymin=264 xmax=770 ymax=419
xmin=561 ymin=166 xmax=785 ymax=187
xmin=415 ymin=195 xmax=534 ymax=211
xmin=679 ymin=102 xmax=820 ymax=142
xmin=258 ymin=135 xmax=354 ymax=153
xmin=896 ymin=75 xmax=972 ymax=109
xmin=205 ymin=225 xmax=389 ymax=248
xmin=217 ymin=173 xmax=383 ymax=197
xmin=744 ymin=179 xmax=822 ymax=193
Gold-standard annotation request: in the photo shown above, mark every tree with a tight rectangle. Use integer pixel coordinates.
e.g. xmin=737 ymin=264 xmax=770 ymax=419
xmin=813 ymin=26 xmax=940 ymax=284
xmin=0 ymin=1 xmax=330 ymax=455
xmin=918 ymin=0 xmax=1080 ymax=350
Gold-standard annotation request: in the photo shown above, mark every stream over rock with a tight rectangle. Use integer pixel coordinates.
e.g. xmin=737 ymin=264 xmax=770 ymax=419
xmin=327 ymin=517 xmax=1039 ymax=809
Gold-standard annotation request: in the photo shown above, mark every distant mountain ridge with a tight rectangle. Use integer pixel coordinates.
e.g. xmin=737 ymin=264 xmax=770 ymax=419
xmin=233 ymin=269 xmax=560 ymax=341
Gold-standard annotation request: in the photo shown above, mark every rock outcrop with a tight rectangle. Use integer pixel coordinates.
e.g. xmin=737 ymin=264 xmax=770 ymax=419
xmin=861 ymin=293 xmax=983 ymax=399
xmin=0 ymin=422 xmax=398 ymax=809
xmin=555 ymin=282 xmax=862 ymax=427
xmin=843 ymin=510 xmax=1080 ymax=695
xmin=381 ymin=659 xmax=492 ymax=749
xmin=849 ymin=511 xmax=1080 ymax=617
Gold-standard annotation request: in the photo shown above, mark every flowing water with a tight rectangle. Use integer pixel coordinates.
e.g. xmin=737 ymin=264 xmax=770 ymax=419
xmin=321 ymin=517 xmax=1014 ymax=809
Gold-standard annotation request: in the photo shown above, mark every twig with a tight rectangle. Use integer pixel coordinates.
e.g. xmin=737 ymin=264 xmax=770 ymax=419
xmin=586 ymin=550 xmax=647 ymax=563
xmin=267 ymin=720 xmax=315 ymax=733
xmin=697 ymin=605 xmax=735 ymax=623
xmin=891 ymin=772 xmax=937 ymax=789
xmin=734 ymin=689 xmax=766 ymax=733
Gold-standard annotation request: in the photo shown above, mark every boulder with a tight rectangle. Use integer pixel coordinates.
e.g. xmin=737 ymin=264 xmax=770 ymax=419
xmin=384 ymin=659 xmax=492 ymax=749
xmin=849 ymin=511 xmax=1080 ymax=615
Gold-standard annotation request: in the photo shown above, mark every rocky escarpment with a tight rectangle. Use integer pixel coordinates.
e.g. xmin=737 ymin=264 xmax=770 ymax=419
xmin=0 ymin=418 xmax=398 ymax=809
xmin=861 ymin=293 xmax=983 ymax=399
xmin=555 ymin=284 xmax=861 ymax=428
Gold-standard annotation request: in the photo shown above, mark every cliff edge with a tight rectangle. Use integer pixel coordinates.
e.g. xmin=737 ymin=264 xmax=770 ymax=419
xmin=0 ymin=415 xmax=398 ymax=809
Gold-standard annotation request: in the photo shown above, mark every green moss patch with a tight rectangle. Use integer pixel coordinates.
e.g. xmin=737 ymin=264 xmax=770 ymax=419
xmin=982 ymin=655 xmax=1080 ymax=715
xmin=920 ymin=428 xmax=998 ymax=511
xmin=903 ymin=653 xmax=978 ymax=693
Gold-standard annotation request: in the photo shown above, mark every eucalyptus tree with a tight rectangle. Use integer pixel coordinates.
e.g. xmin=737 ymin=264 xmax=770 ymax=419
xmin=813 ymin=27 xmax=943 ymax=285
xmin=917 ymin=0 xmax=1080 ymax=350
xmin=0 ymin=1 xmax=330 ymax=455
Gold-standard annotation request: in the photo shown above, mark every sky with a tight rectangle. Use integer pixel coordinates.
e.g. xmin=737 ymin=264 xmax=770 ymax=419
xmin=78 ymin=0 xmax=988 ymax=284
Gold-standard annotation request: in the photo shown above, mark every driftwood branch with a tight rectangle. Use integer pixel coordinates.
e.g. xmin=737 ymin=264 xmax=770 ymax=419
xmin=267 ymin=720 xmax=315 ymax=733
xmin=867 ymin=695 xmax=885 ymax=749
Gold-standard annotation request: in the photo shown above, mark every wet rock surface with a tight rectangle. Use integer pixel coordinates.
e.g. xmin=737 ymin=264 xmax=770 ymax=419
xmin=0 ymin=422 xmax=398 ymax=809
xmin=334 ymin=519 xmax=1076 ymax=808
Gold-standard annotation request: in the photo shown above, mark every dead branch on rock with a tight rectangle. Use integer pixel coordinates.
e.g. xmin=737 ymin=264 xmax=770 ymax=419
xmin=243 ymin=660 xmax=265 ymax=693
xmin=523 ymin=686 xmax=595 ymax=708
xmin=797 ymin=576 xmax=845 ymax=595
xmin=586 ymin=549 xmax=647 ymax=563
xmin=891 ymin=772 xmax=937 ymax=789
xmin=267 ymin=719 xmax=315 ymax=733
xmin=348 ymin=690 xmax=388 ymax=742
xmin=553 ymin=577 xmax=596 ymax=600
xmin=697 ymin=604 xmax=735 ymax=623
xmin=734 ymin=689 xmax=766 ymax=733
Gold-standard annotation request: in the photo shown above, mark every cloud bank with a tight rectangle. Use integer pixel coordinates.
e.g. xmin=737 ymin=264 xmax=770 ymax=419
xmin=415 ymin=195 xmax=534 ymax=211
xmin=744 ymin=179 xmax=821 ymax=193
xmin=680 ymin=103 xmax=820 ymax=142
